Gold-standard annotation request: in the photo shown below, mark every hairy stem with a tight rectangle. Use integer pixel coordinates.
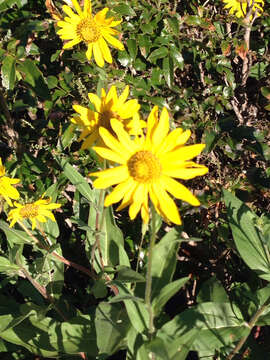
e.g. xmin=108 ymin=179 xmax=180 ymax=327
xmin=226 ymin=295 xmax=270 ymax=360
xmin=145 ymin=207 xmax=157 ymax=337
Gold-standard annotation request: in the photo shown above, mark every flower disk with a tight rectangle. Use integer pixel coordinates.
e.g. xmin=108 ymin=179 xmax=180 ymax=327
xmin=71 ymin=85 xmax=143 ymax=149
xmin=0 ymin=158 xmax=20 ymax=207
xmin=222 ymin=0 xmax=264 ymax=19
xmin=56 ymin=0 xmax=124 ymax=67
xmin=90 ymin=106 xmax=208 ymax=225
xmin=8 ymin=196 xmax=61 ymax=230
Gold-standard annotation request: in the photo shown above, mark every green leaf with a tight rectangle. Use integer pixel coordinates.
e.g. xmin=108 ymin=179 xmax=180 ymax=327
xmin=0 ymin=220 xmax=32 ymax=245
xmin=163 ymin=56 xmax=174 ymax=89
xmin=261 ymin=86 xmax=270 ymax=100
xmin=148 ymin=47 xmax=168 ymax=64
xmin=95 ymin=302 xmax=130 ymax=356
xmin=1 ymin=55 xmax=16 ymax=90
xmin=114 ymin=3 xmax=136 ymax=16
xmin=223 ymin=190 xmax=270 ymax=281
xmin=152 ymin=277 xmax=189 ymax=316
xmin=0 ymin=256 xmax=20 ymax=274
xmin=197 ymin=276 xmax=229 ymax=303
xmin=58 ymin=158 xmax=94 ymax=203
xmin=116 ymin=266 xmax=145 ymax=283
xmin=151 ymin=228 xmax=180 ymax=299
xmin=127 ymin=39 xmax=137 ymax=61
xmin=115 ymin=282 xmax=149 ymax=334
xmin=92 ymin=279 xmax=107 ymax=299
xmin=17 ymin=59 xmax=50 ymax=100
xmin=48 ymin=315 xmax=98 ymax=355
xmin=158 ymin=302 xmax=248 ymax=357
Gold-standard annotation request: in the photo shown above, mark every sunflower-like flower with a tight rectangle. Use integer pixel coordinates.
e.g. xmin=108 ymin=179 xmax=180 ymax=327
xmin=8 ymin=196 xmax=61 ymax=230
xmin=0 ymin=158 xmax=20 ymax=207
xmin=71 ymin=85 xmax=143 ymax=149
xmin=56 ymin=0 xmax=124 ymax=67
xmin=89 ymin=106 xmax=208 ymax=225
xmin=223 ymin=0 xmax=264 ymax=19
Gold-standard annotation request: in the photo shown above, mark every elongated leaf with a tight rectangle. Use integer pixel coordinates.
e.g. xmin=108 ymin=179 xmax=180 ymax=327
xmin=163 ymin=56 xmax=174 ymax=89
xmin=17 ymin=59 xmax=50 ymax=100
xmin=223 ymin=190 xmax=270 ymax=281
xmin=1 ymin=55 xmax=16 ymax=90
xmin=95 ymin=302 xmax=130 ymax=356
xmin=0 ymin=256 xmax=20 ymax=274
xmin=115 ymin=282 xmax=149 ymax=334
xmin=116 ymin=266 xmax=145 ymax=283
xmin=158 ymin=302 xmax=248 ymax=357
xmin=152 ymin=277 xmax=189 ymax=316
xmin=58 ymin=158 xmax=94 ymax=203
xmin=0 ymin=220 xmax=32 ymax=245
xmin=151 ymin=228 xmax=180 ymax=300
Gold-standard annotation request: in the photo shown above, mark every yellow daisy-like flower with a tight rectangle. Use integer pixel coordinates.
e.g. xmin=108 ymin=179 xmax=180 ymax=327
xmin=90 ymin=106 xmax=208 ymax=225
xmin=223 ymin=0 xmax=264 ymax=19
xmin=71 ymin=85 xmax=143 ymax=149
xmin=8 ymin=196 xmax=61 ymax=230
xmin=0 ymin=158 xmax=20 ymax=207
xmin=56 ymin=0 xmax=124 ymax=67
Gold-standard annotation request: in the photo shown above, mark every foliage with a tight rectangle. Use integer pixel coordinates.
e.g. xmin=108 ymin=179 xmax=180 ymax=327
xmin=0 ymin=0 xmax=270 ymax=359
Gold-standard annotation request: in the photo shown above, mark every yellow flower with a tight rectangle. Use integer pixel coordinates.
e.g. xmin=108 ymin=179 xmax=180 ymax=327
xmin=0 ymin=158 xmax=20 ymax=207
xmin=223 ymin=0 xmax=264 ymax=19
xmin=71 ymin=85 xmax=143 ymax=149
xmin=56 ymin=0 xmax=124 ymax=67
xmin=89 ymin=106 xmax=208 ymax=225
xmin=8 ymin=196 xmax=61 ymax=230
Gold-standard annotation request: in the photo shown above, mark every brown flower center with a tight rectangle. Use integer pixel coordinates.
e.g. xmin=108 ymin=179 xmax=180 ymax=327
xmin=77 ymin=18 xmax=100 ymax=43
xmin=127 ymin=151 xmax=162 ymax=183
xmin=99 ymin=110 xmax=121 ymax=131
xmin=19 ymin=204 xmax=39 ymax=218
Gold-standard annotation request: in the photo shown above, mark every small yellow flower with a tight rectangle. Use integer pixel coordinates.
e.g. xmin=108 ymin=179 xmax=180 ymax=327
xmin=71 ymin=85 xmax=144 ymax=149
xmin=89 ymin=106 xmax=208 ymax=225
xmin=56 ymin=0 xmax=124 ymax=67
xmin=223 ymin=0 xmax=264 ymax=19
xmin=0 ymin=158 xmax=20 ymax=207
xmin=8 ymin=196 xmax=61 ymax=230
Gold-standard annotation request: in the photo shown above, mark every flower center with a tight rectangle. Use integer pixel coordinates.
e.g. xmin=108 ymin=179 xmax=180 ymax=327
xmin=77 ymin=18 xmax=100 ymax=43
xmin=127 ymin=151 xmax=162 ymax=183
xmin=19 ymin=204 xmax=39 ymax=218
xmin=99 ymin=110 xmax=121 ymax=130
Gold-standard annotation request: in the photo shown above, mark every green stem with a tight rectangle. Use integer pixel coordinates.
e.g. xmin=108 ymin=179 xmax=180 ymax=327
xmin=145 ymin=206 xmax=157 ymax=336
xmin=226 ymin=295 xmax=270 ymax=360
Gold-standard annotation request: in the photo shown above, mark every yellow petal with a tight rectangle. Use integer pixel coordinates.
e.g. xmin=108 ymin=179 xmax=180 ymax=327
xmin=129 ymin=184 xmax=146 ymax=220
xmin=152 ymin=107 xmax=170 ymax=150
xmin=104 ymin=178 xmax=134 ymax=206
xmin=152 ymin=183 xmax=181 ymax=225
xmin=83 ymin=0 xmax=91 ymax=14
xmin=106 ymin=86 xmax=118 ymax=105
xmin=88 ymin=93 xmax=101 ymax=111
xmin=118 ymin=86 xmax=129 ymax=104
xmin=93 ymin=42 xmax=104 ymax=67
xmin=164 ymin=163 xmax=208 ymax=179
xmin=63 ymin=37 xmax=81 ymax=49
xmin=70 ymin=0 xmax=83 ymax=15
xmin=99 ymin=126 xmax=126 ymax=155
xmin=99 ymin=37 xmax=112 ymax=63
xmin=110 ymin=119 xmax=135 ymax=155
xmin=91 ymin=166 xmax=129 ymax=188
xmin=86 ymin=43 xmax=93 ymax=60
xmin=163 ymin=144 xmax=206 ymax=162
xmin=161 ymin=176 xmax=200 ymax=206
xmin=93 ymin=146 xmax=126 ymax=164
xmin=102 ymin=32 xmax=124 ymax=50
